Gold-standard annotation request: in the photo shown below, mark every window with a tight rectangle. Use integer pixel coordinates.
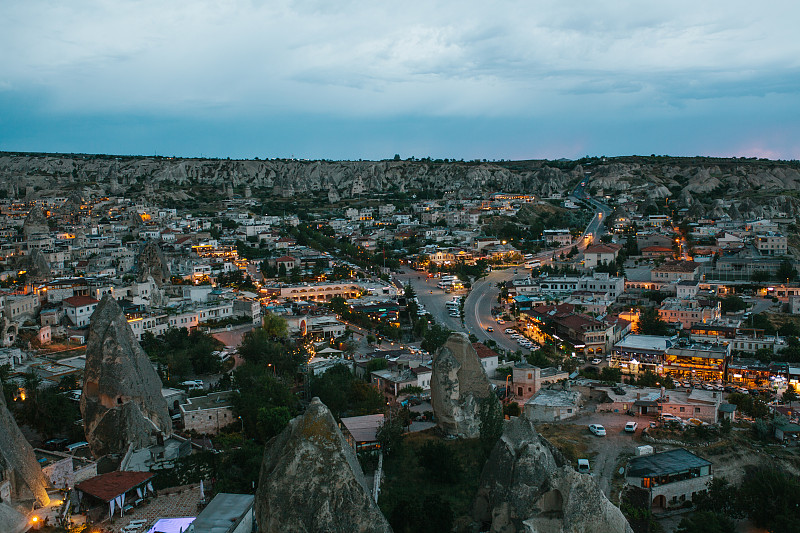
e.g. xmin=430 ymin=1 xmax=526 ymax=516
xmin=680 ymin=407 xmax=685 ymax=412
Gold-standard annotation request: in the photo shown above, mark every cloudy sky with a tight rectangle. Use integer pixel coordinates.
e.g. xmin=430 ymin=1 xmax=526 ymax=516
xmin=1 ymin=1 xmax=799 ymax=160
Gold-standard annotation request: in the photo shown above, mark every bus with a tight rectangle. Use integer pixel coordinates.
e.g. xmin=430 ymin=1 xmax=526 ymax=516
xmin=524 ymin=259 xmax=542 ymax=269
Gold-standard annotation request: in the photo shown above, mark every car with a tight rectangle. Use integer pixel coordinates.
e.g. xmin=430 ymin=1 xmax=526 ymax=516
xmin=496 ymin=319 xmax=505 ymax=324
xmin=660 ymin=414 xmax=682 ymax=423
xmin=504 ymin=328 xmax=515 ymax=334
xmin=588 ymin=424 xmax=606 ymax=436
xmin=624 ymin=421 xmax=638 ymax=433
xmin=486 ymin=326 xmax=494 ymax=332
xmin=591 ymin=358 xmax=602 ymax=365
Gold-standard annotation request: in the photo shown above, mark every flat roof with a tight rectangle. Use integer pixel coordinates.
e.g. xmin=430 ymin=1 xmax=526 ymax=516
xmin=627 ymin=449 xmax=711 ymax=478
xmin=614 ymin=335 xmax=673 ymax=352
xmin=180 ymin=391 xmax=236 ymax=412
xmin=191 ymin=493 xmax=254 ymax=533
xmin=340 ymin=414 xmax=385 ymax=444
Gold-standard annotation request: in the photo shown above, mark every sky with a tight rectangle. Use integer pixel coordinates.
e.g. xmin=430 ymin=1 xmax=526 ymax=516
xmin=1 ymin=1 xmax=799 ymax=161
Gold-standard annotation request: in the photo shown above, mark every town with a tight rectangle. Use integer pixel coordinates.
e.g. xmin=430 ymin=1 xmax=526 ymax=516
xmin=0 ymin=154 xmax=798 ymax=533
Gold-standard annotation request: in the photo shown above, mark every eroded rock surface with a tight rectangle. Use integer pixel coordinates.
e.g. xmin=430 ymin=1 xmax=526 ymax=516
xmin=136 ymin=240 xmax=170 ymax=286
xmin=431 ymin=332 xmax=499 ymax=438
xmin=80 ymin=295 xmax=171 ymax=457
xmin=255 ymin=397 xmax=392 ymax=533
xmin=474 ymin=416 xmax=632 ymax=533
xmin=0 ymin=381 xmax=50 ymax=505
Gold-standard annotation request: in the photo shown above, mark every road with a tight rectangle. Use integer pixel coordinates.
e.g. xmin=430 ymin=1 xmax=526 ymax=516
xmin=392 ymin=178 xmax=613 ymax=353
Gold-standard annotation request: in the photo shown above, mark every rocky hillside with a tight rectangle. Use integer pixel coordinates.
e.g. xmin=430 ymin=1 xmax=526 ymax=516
xmin=1 ymin=152 xmax=799 ymax=218
xmin=0 ymin=153 xmax=577 ymax=202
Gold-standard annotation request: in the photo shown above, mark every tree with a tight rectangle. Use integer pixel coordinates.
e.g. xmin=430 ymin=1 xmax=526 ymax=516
xmin=257 ymin=406 xmax=291 ymax=441
xmin=309 ymin=365 xmax=354 ymax=417
xmin=232 ymin=364 xmax=297 ymax=441
xmin=479 ymin=397 xmax=503 ymax=456
xmin=777 ymin=259 xmax=797 ymax=282
xmin=738 ymin=466 xmax=800 ymax=533
xmin=418 ymin=440 xmax=461 ymax=483
xmin=720 ymin=295 xmax=747 ymax=314
xmin=600 ymin=367 xmax=622 ymax=383
xmin=637 ymin=307 xmax=670 ymax=336
xmin=675 ymin=512 xmax=735 ymax=533
xmin=366 ymin=358 xmax=388 ymax=372
xmin=377 ymin=416 xmax=405 ymax=454
xmin=421 ymin=324 xmax=451 ymax=353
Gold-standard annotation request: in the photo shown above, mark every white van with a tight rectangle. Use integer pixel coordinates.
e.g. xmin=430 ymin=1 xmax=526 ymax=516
xmin=577 ymin=459 xmax=590 ymax=474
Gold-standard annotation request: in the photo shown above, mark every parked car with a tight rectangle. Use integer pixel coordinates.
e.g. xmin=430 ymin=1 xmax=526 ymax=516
xmin=591 ymin=358 xmax=602 ymax=365
xmin=660 ymin=414 xmax=682 ymax=423
xmin=504 ymin=328 xmax=516 ymax=334
xmin=625 ymin=421 xmax=638 ymax=433
xmin=588 ymin=424 xmax=606 ymax=436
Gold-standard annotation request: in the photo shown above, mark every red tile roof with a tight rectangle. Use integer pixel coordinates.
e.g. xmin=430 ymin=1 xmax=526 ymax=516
xmin=472 ymin=343 xmax=500 ymax=359
xmin=585 ymin=243 xmax=622 ymax=254
xmin=62 ymin=295 xmax=100 ymax=308
xmin=76 ymin=471 xmax=155 ymax=502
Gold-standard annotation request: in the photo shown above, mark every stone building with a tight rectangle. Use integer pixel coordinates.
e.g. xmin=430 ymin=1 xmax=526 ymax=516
xmin=626 ymin=449 xmax=711 ymax=511
xmin=180 ymin=391 xmax=237 ymax=435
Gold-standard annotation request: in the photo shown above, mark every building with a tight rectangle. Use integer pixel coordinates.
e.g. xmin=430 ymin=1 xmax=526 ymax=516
xmin=663 ymin=344 xmax=730 ymax=382
xmin=523 ymin=387 xmax=582 ymax=422
xmin=511 ymin=363 xmax=568 ymax=401
xmin=610 ymin=335 xmax=674 ymax=375
xmin=34 ymin=449 xmax=97 ymax=490
xmin=543 ymin=229 xmax=572 ymax=246
xmin=473 ymin=342 xmax=499 ymax=379
xmin=179 ymin=391 xmax=237 ymax=435
xmin=340 ymin=414 xmax=384 ymax=452
xmin=626 ymin=449 xmax=712 ymax=510
xmin=650 ymin=261 xmax=700 ymax=283
xmin=267 ymin=281 xmax=363 ymax=302
xmin=62 ymin=295 xmax=100 ymax=327
xmin=583 ymin=243 xmax=622 ymax=269
xmin=658 ymin=298 xmax=721 ymax=329
xmin=755 ymin=232 xmax=787 ymax=256
xmin=370 ymin=364 xmax=432 ymax=403
xmin=658 ymin=389 xmax=724 ymax=424
xmin=189 ymin=492 xmax=255 ymax=533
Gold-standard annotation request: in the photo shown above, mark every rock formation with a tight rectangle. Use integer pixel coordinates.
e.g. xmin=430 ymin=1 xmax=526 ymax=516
xmin=0 ymin=380 xmax=50 ymax=505
xmin=15 ymin=248 xmax=52 ymax=282
xmin=431 ymin=333 xmax=499 ymax=438
xmin=80 ymin=295 xmax=171 ymax=457
xmin=22 ymin=205 xmax=48 ymax=239
xmin=255 ymin=397 xmax=392 ymax=533
xmin=135 ymin=240 xmax=170 ymax=286
xmin=474 ymin=416 xmax=632 ymax=533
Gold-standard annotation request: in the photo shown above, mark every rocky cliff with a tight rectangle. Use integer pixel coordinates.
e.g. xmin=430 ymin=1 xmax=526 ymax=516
xmin=80 ymin=294 xmax=171 ymax=457
xmin=431 ymin=333 xmax=499 ymax=438
xmin=255 ymin=397 xmax=392 ymax=533
xmin=0 ymin=381 xmax=50 ymax=505
xmin=0 ymin=153 xmax=578 ymax=201
xmin=2 ymin=153 xmax=800 ymax=218
xmin=136 ymin=240 xmax=170 ymax=286
xmin=474 ymin=416 xmax=632 ymax=533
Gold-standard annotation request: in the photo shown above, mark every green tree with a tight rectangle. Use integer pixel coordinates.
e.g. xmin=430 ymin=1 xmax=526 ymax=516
xmin=675 ymin=511 xmax=735 ymax=533
xmin=377 ymin=416 xmax=405 ymax=454
xmin=418 ymin=440 xmax=461 ymax=483
xmin=479 ymin=396 xmax=503 ymax=456
xmin=421 ymin=324 xmax=451 ymax=353
xmin=599 ymin=367 xmax=622 ymax=383
xmin=777 ymin=259 xmax=797 ymax=282
xmin=309 ymin=364 xmax=355 ymax=417
xmin=637 ymin=307 xmax=670 ymax=336
xmin=738 ymin=466 xmax=800 ymax=533
xmin=720 ymin=295 xmax=747 ymax=314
